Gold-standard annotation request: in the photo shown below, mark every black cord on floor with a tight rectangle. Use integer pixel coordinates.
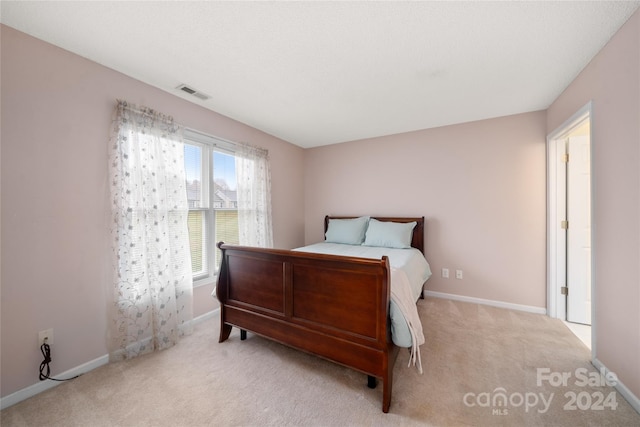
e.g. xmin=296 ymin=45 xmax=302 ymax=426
xmin=39 ymin=342 xmax=81 ymax=382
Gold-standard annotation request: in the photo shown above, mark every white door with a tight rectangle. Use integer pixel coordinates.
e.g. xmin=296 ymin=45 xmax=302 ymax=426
xmin=566 ymin=135 xmax=591 ymax=325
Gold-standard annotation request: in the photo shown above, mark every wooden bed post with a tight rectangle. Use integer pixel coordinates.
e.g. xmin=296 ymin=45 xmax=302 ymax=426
xmin=216 ymin=242 xmax=233 ymax=343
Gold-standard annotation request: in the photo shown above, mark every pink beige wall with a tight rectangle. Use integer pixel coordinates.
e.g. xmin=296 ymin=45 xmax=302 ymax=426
xmin=547 ymin=10 xmax=640 ymax=401
xmin=304 ymin=111 xmax=548 ymax=309
xmin=1 ymin=25 xmax=305 ymax=398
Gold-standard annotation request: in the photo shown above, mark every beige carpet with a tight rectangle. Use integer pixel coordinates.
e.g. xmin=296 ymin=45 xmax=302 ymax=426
xmin=2 ymin=297 xmax=639 ymax=426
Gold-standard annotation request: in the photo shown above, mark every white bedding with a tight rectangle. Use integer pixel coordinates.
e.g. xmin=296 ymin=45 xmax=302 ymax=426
xmin=292 ymin=243 xmax=432 ymax=349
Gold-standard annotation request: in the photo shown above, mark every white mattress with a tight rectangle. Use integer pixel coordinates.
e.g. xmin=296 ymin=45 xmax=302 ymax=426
xmin=293 ymin=242 xmax=432 ymax=347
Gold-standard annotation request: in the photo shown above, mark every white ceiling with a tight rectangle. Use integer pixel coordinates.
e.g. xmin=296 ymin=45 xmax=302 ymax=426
xmin=2 ymin=1 xmax=638 ymax=148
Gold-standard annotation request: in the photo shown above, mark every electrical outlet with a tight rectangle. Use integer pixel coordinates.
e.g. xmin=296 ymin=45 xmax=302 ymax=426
xmin=39 ymin=329 xmax=54 ymax=346
xmin=456 ymin=269 xmax=463 ymax=279
xmin=441 ymin=268 xmax=449 ymax=278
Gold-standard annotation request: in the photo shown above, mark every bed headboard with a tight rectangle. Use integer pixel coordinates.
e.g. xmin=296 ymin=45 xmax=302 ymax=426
xmin=324 ymin=216 xmax=425 ymax=254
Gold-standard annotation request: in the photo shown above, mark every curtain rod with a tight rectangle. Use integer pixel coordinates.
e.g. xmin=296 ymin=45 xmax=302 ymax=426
xmin=117 ymin=99 xmax=268 ymax=155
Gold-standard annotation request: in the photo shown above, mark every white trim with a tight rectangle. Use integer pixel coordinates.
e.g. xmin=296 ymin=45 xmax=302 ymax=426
xmin=423 ymin=290 xmax=547 ymax=315
xmin=190 ymin=308 xmax=218 ymax=325
xmin=547 ymin=101 xmax=592 ymax=141
xmin=0 ymin=309 xmax=219 ymax=410
xmin=0 ymin=354 xmax=109 ymax=410
xmin=546 ymin=101 xmax=593 ymax=321
xmin=183 ymin=128 xmax=237 ymax=154
xmin=592 ymin=358 xmax=640 ymax=415
xmin=193 ymin=276 xmax=216 ymax=289
xmin=546 ymin=101 xmax=596 ymax=357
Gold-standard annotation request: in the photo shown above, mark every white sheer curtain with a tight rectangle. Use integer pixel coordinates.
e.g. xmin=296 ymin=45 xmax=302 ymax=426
xmin=235 ymin=142 xmax=274 ymax=248
xmin=108 ymin=100 xmax=193 ymax=361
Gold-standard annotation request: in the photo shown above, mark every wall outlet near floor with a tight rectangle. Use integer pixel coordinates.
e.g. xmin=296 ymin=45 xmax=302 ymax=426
xmin=38 ymin=329 xmax=54 ymax=346
xmin=455 ymin=269 xmax=463 ymax=279
xmin=442 ymin=268 xmax=449 ymax=278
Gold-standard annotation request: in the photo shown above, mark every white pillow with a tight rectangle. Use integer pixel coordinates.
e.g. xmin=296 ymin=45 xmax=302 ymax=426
xmin=363 ymin=219 xmax=416 ymax=249
xmin=325 ymin=216 xmax=370 ymax=245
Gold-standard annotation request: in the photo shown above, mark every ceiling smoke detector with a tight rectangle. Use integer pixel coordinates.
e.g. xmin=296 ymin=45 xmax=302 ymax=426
xmin=176 ymin=84 xmax=210 ymax=101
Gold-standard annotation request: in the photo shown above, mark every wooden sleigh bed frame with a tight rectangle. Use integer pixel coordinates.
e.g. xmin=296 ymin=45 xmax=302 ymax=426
xmin=215 ymin=216 xmax=425 ymax=413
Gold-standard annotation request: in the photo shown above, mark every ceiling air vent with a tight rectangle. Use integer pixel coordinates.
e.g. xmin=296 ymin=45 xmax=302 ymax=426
xmin=176 ymin=84 xmax=210 ymax=101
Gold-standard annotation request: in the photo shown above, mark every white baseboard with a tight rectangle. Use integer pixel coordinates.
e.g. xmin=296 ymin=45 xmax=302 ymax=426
xmin=423 ymin=290 xmax=547 ymax=315
xmin=0 ymin=309 xmax=219 ymax=411
xmin=191 ymin=308 xmax=218 ymax=324
xmin=592 ymin=358 xmax=640 ymax=415
xmin=0 ymin=354 xmax=109 ymax=410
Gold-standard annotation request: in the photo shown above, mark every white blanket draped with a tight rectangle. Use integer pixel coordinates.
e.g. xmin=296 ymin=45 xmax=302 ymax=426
xmin=391 ymin=268 xmax=424 ymax=373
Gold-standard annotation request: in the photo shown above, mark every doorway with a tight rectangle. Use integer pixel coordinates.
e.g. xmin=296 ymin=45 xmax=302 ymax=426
xmin=547 ymin=103 xmax=593 ymax=349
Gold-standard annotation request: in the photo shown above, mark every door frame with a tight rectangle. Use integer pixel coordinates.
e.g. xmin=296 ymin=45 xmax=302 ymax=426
xmin=546 ymin=102 xmax=594 ymax=343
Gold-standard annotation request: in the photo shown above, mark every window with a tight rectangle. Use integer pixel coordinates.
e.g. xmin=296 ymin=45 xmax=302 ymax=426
xmin=183 ymin=130 xmax=239 ymax=283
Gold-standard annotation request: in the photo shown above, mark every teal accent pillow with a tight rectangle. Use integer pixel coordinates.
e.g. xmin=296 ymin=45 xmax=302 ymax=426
xmin=325 ymin=216 xmax=370 ymax=245
xmin=363 ymin=219 xmax=416 ymax=249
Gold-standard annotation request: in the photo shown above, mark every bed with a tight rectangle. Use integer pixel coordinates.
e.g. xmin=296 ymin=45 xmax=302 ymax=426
xmin=214 ymin=216 xmax=431 ymax=413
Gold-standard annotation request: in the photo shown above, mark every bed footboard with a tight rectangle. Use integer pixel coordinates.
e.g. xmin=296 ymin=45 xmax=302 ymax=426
xmin=215 ymin=242 xmax=397 ymax=413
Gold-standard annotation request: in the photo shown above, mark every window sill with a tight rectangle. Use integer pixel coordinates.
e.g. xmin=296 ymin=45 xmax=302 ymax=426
xmin=193 ymin=275 xmax=217 ymax=289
